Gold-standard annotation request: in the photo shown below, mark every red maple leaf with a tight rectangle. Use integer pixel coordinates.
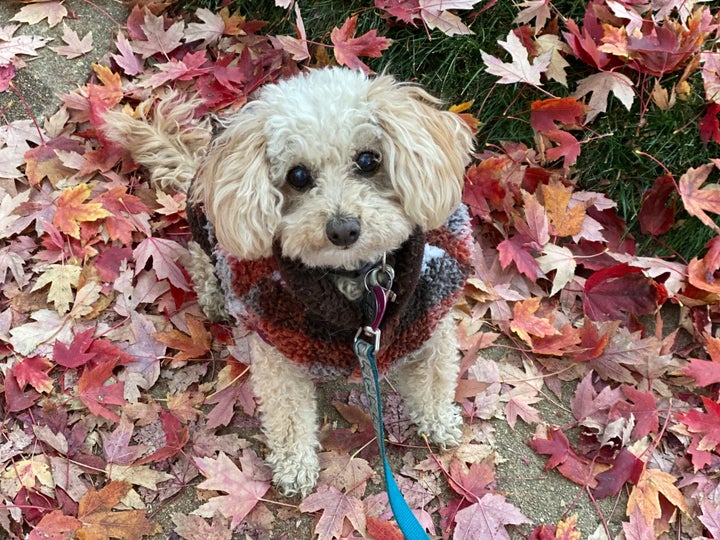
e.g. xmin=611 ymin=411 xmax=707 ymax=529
xmin=53 ymin=328 xmax=95 ymax=368
xmin=530 ymin=97 xmax=586 ymax=132
xmin=583 ymin=264 xmax=661 ymax=323
xmin=699 ymin=103 xmax=720 ymax=145
xmin=591 ymin=448 xmax=644 ymax=499
xmin=529 ymin=427 xmax=601 ymax=488
xmin=12 ymin=355 xmax=53 ymax=393
xmin=497 ymin=235 xmax=541 ymax=281
xmin=77 ymin=359 xmax=126 ymax=421
xmin=638 ymin=175 xmax=676 ymax=236
xmin=677 ymin=397 xmax=720 ymax=457
xmin=331 ymin=15 xmax=392 ymax=73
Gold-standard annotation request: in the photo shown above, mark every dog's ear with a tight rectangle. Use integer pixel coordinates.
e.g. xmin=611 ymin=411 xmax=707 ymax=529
xmin=369 ymin=76 xmax=474 ymax=230
xmin=193 ymin=108 xmax=281 ymax=260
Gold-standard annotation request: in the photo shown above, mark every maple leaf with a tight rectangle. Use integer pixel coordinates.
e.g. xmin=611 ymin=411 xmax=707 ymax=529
xmin=419 ymin=0 xmax=477 ymax=36
xmin=514 ymin=0 xmax=551 ymax=31
xmin=24 ymin=136 xmax=85 ymax=186
xmin=638 ymin=175 xmax=676 ymax=236
xmin=481 ymin=30 xmax=551 ymax=86
xmin=626 ymin=467 xmax=689 ymax=524
xmin=76 ymin=480 xmax=161 ymax=539
xmin=684 ymin=336 xmax=720 ymax=386
xmin=11 ymin=1 xmax=68 ymax=28
xmin=12 ymin=355 xmax=53 ymax=393
xmin=299 ymin=484 xmax=367 ymax=539
xmin=52 ymin=183 xmax=110 ymax=239
xmin=154 ymin=314 xmax=211 ymax=365
xmin=510 ymin=297 xmax=558 ymax=344
xmin=31 ymin=263 xmax=81 ymax=315
xmin=194 ymin=451 xmax=271 ymax=528
xmin=677 ymin=397 xmax=720 ymax=460
xmin=530 ymin=97 xmax=586 ymax=132
xmin=453 ymin=494 xmax=530 ymax=539
xmin=540 ymin=181 xmax=586 ymax=237
xmin=529 ymin=427 xmax=602 ymax=488
xmin=542 ymin=130 xmax=581 ymax=169
xmin=140 ymin=50 xmax=212 ymax=89
xmin=185 ymin=8 xmax=225 ymax=46
xmin=112 ymin=33 xmax=143 ymax=76
xmin=699 ymin=500 xmax=720 ymax=539
xmin=447 ymin=459 xmax=495 ymax=501
xmin=591 ymin=448 xmax=644 ymax=499
xmin=583 ymin=264 xmax=660 ymax=323
xmin=133 ymin=237 xmax=190 ymax=290
xmin=131 ymin=10 xmax=185 ymax=59
xmin=77 ymin=358 xmax=126 ymax=421
xmin=536 ymin=244 xmax=576 ymax=296
xmin=497 ymin=235 xmax=542 ymax=281
xmin=49 ymin=24 xmax=93 ymax=59
xmin=678 ymin=163 xmax=720 ymax=233
xmin=331 ymin=15 xmax=392 ymax=73
xmin=573 ymin=71 xmax=634 ymax=123
xmin=29 ymin=510 xmax=81 ymax=540
xmin=700 ymin=103 xmax=720 ymax=145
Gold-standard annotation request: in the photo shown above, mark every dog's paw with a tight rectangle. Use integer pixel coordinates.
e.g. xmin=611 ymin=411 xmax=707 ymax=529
xmin=267 ymin=449 xmax=319 ymax=497
xmin=418 ymin=405 xmax=463 ymax=449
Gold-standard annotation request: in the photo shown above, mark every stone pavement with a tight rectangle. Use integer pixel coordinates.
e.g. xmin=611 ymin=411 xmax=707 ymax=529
xmin=0 ymin=0 xmax=128 ymax=123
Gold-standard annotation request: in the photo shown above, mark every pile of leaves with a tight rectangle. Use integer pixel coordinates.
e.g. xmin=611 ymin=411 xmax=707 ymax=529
xmin=1 ymin=0 xmax=720 ymax=538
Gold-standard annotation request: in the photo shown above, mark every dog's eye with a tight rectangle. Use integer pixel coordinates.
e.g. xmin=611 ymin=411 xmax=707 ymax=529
xmin=354 ymin=151 xmax=381 ymax=174
xmin=286 ymin=165 xmax=313 ymax=191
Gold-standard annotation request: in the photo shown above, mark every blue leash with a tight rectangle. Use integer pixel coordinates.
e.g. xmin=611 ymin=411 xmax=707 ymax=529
xmin=353 ymin=262 xmax=431 ymax=540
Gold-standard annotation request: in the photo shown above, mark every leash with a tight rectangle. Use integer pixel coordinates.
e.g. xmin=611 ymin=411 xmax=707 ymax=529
xmin=353 ymin=259 xmax=431 ymax=540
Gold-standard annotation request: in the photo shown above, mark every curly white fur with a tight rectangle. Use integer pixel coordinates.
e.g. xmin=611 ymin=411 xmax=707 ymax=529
xmin=102 ymin=68 xmax=474 ymax=497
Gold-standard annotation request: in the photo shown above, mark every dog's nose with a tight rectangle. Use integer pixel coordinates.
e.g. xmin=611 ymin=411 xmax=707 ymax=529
xmin=325 ymin=216 xmax=361 ymax=247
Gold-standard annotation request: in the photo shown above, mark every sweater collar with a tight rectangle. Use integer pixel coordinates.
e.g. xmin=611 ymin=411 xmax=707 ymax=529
xmin=273 ymin=230 xmax=425 ymax=333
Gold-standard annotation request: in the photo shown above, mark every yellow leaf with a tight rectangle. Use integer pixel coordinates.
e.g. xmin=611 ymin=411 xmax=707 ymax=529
xmin=540 ymin=180 xmax=586 ymax=237
xmin=32 ymin=263 xmax=82 ymax=314
xmin=627 ymin=468 xmax=689 ymax=524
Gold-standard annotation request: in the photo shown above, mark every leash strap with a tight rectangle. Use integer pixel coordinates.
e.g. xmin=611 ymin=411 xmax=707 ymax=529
xmin=353 ymin=263 xmax=430 ymax=540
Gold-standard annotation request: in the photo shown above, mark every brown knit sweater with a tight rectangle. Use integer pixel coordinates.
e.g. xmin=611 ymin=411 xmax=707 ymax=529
xmin=188 ymin=204 xmax=474 ymax=377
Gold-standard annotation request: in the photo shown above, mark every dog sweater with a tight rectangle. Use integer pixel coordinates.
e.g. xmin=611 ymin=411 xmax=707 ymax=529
xmin=188 ymin=204 xmax=474 ymax=378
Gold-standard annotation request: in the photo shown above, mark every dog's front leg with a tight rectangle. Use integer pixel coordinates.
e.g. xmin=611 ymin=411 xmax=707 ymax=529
xmin=393 ymin=315 xmax=463 ymax=448
xmin=249 ymin=336 xmax=320 ymax=496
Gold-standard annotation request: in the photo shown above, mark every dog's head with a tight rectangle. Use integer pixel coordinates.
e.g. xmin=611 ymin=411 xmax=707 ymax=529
xmin=195 ymin=68 xmax=474 ymax=270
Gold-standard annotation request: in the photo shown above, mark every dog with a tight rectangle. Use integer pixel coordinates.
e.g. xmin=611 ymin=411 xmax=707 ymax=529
xmin=102 ymin=67 xmax=475 ymax=497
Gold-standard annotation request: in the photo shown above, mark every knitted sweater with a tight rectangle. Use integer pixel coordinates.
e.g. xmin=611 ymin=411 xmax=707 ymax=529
xmin=188 ymin=204 xmax=474 ymax=378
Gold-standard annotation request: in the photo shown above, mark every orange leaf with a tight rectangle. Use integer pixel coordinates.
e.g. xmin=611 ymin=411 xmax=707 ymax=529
xmin=626 ymin=468 xmax=689 ymax=524
xmin=52 ymin=183 xmax=110 ymax=239
xmin=510 ymin=297 xmax=558 ymax=344
xmin=541 ymin=180 xmax=586 ymax=237
xmin=678 ymin=163 xmax=720 ymax=233
xmin=154 ymin=314 xmax=211 ymax=365
xmin=76 ymin=481 xmax=160 ymax=540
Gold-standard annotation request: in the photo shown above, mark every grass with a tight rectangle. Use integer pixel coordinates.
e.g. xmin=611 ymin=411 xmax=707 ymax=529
xmin=181 ymin=0 xmax=717 ymax=260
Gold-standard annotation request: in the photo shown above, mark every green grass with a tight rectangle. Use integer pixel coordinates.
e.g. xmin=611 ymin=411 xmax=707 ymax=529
xmin=179 ymin=0 xmax=718 ymax=260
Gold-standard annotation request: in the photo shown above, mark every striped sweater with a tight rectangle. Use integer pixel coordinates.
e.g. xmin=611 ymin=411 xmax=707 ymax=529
xmin=190 ymin=205 xmax=474 ymax=378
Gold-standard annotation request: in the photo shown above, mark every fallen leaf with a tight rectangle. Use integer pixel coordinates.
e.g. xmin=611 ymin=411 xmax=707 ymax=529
xmin=194 ymin=451 xmax=271 ymax=528
xmin=299 ymin=484 xmax=367 ymax=540
xmin=50 ymin=24 xmax=93 ymax=59
xmin=453 ymin=493 xmax=531 ymax=539
xmin=331 ymin=15 xmax=392 ymax=73
xmin=626 ymin=467 xmax=689 ymax=524
xmin=481 ymin=30 xmax=551 ymax=86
